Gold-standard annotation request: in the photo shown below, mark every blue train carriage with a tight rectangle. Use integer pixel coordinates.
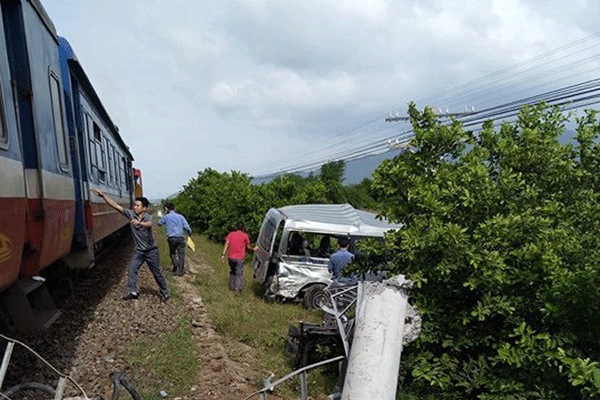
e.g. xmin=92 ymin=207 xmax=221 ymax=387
xmin=0 ymin=0 xmax=135 ymax=330
xmin=0 ymin=0 xmax=75 ymax=329
xmin=0 ymin=0 xmax=27 ymax=296
xmin=1 ymin=0 xmax=76 ymax=281
xmin=58 ymin=36 xmax=135 ymax=269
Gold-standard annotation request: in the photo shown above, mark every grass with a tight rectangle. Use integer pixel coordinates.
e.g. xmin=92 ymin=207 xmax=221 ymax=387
xmin=190 ymin=234 xmax=336 ymax=398
xmin=127 ymin=221 xmax=336 ymax=399
xmin=129 ymin=315 xmax=198 ymax=400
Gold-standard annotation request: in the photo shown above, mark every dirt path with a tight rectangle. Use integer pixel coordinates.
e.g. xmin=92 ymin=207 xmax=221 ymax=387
xmin=70 ymin=251 xmax=278 ymax=400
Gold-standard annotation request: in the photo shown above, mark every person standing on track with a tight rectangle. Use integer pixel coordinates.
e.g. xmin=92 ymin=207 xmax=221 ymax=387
xmin=220 ymin=222 xmax=258 ymax=294
xmin=157 ymin=202 xmax=192 ymax=276
xmin=92 ymin=189 xmax=169 ymax=303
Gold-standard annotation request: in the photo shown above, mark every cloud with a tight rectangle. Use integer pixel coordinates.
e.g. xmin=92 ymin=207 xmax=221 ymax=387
xmin=41 ymin=0 xmax=600 ymax=198
xmin=210 ymin=69 xmax=357 ymax=108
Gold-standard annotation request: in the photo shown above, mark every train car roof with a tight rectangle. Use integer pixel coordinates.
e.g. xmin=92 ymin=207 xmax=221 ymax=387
xmin=58 ymin=37 xmax=134 ymax=161
xmin=276 ymin=203 xmax=403 ymax=237
xmin=27 ymin=0 xmax=58 ymax=40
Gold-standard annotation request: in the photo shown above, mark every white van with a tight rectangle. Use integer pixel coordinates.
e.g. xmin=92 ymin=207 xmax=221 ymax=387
xmin=252 ymin=204 xmax=402 ymax=308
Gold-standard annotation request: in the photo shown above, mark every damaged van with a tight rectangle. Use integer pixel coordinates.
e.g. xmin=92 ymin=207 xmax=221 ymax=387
xmin=252 ymin=204 xmax=402 ymax=308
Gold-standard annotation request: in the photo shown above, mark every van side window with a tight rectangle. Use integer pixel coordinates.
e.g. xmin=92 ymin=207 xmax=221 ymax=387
xmin=316 ymin=235 xmax=332 ymax=258
xmin=273 ymin=222 xmax=284 ymax=254
xmin=49 ymin=72 xmax=68 ymax=170
xmin=287 ymin=232 xmax=306 ymax=256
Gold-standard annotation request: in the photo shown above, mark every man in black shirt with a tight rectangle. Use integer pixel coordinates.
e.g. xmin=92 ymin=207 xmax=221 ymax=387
xmin=93 ymin=189 xmax=169 ymax=303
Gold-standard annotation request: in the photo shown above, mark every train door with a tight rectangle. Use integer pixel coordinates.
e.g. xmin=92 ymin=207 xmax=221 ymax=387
xmin=2 ymin=0 xmax=75 ymax=278
xmin=0 ymin=2 xmax=26 ymax=291
xmin=57 ymin=37 xmax=96 ymax=269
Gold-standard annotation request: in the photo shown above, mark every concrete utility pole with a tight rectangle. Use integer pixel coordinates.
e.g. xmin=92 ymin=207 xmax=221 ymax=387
xmin=341 ymin=275 xmax=416 ymax=400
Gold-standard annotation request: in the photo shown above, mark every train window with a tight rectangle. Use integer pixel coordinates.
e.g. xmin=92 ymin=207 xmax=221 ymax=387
xmin=85 ymin=113 xmax=97 ymax=181
xmin=0 ymin=88 xmax=6 ymax=149
xmin=123 ymin=157 xmax=129 ymax=191
xmin=49 ymin=72 xmax=68 ymax=170
xmin=93 ymin=122 xmax=101 ymax=141
xmin=112 ymin=146 xmax=118 ymax=187
xmin=0 ymin=79 xmax=8 ymax=148
xmin=107 ymin=142 xmax=113 ymax=185
xmin=120 ymin=157 xmax=127 ymax=189
xmin=92 ymin=123 xmax=106 ymax=182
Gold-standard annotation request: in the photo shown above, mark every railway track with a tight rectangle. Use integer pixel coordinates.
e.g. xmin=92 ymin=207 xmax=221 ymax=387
xmin=0 ymin=237 xmax=135 ymax=397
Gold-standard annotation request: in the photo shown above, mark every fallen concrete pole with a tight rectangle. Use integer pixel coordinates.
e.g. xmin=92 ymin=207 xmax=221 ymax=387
xmin=341 ymin=275 xmax=415 ymax=400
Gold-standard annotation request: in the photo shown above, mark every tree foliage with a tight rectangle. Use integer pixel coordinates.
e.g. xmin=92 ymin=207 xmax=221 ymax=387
xmin=320 ymin=160 xmax=346 ymax=203
xmin=357 ymin=102 xmax=600 ymax=399
xmin=173 ymin=162 xmax=377 ymax=242
xmin=173 ymin=168 xmax=264 ymax=241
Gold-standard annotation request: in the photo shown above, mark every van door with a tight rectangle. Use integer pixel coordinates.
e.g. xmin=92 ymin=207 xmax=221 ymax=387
xmin=275 ymin=231 xmax=333 ymax=299
xmin=252 ymin=208 xmax=284 ymax=284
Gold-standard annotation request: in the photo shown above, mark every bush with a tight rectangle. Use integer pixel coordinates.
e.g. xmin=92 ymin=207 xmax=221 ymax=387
xmin=357 ymin=102 xmax=600 ymax=399
xmin=173 ymin=164 xmax=377 ymax=243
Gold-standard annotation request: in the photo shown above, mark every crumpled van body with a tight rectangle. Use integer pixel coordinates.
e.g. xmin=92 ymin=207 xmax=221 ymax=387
xmin=252 ymin=204 xmax=402 ymax=308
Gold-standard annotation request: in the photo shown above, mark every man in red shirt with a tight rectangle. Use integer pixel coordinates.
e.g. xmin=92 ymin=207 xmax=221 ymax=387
xmin=221 ymin=222 xmax=258 ymax=293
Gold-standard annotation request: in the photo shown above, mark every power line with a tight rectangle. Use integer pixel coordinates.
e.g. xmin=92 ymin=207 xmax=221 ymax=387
xmin=253 ymin=33 xmax=600 ymax=179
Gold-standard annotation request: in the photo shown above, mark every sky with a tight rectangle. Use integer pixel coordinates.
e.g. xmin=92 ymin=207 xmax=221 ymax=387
xmin=42 ymin=0 xmax=600 ymax=199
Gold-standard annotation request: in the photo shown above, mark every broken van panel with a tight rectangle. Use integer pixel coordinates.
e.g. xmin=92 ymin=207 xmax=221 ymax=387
xmin=252 ymin=204 xmax=402 ymax=307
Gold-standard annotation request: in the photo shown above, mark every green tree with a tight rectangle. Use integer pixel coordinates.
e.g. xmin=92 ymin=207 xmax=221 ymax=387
xmin=260 ymin=173 xmax=329 ymax=207
xmin=357 ymin=102 xmax=600 ymax=399
xmin=320 ymin=160 xmax=346 ymax=203
xmin=175 ymin=168 xmax=264 ymax=241
xmin=345 ymin=177 xmax=378 ymax=211
xmin=174 ymin=169 xmax=331 ymax=242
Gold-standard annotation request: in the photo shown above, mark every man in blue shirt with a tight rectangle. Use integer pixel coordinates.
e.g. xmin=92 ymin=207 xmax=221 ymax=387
xmin=157 ymin=202 xmax=192 ymax=276
xmin=328 ymin=236 xmax=355 ymax=281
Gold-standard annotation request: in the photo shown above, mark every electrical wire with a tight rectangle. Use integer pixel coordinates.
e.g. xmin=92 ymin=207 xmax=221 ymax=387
xmin=0 ymin=334 xmax=90 ymax=400
xmin=253 ymin=33 xmax=600 ymax=179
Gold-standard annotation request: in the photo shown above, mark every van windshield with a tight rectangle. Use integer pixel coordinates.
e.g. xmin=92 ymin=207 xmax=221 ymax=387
xmin=258 ymin=218 xmax=278 ymax=251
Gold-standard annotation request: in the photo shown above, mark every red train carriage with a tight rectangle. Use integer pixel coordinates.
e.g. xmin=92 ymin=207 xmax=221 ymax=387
xmin=0 ymin=0 xmax=137 ymax=330
xmin=1 ymin=0 xmax=75 ymax=282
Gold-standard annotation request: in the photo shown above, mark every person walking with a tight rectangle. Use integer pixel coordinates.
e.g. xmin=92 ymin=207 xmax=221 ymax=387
xmin=220 ymin=222 xmax=258 ymax=294
xmin=328 ymin=236 xmax=355 ymax=282
xmin=157 ymin=202 xmax=192 ymax=276
xmin=92 ymin=189 xmax=169 ymax=303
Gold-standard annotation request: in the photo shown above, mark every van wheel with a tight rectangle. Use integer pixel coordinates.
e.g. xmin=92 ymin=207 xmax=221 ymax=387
xmin=303 ymin=284 xmax=327 ymax=309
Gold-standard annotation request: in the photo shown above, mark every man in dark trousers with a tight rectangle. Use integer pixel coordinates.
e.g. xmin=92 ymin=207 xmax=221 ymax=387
xmin=220 ymin=222 xmax=258 ymax=293
xmin=157 ymin=202 xmax=192 ymax=276
xmin=92 ymin=189 xmax=169 ymax=303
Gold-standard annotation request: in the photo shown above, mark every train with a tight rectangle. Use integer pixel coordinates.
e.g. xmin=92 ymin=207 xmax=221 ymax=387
xmin=0 ymin=0 xmax=139 ymax=330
